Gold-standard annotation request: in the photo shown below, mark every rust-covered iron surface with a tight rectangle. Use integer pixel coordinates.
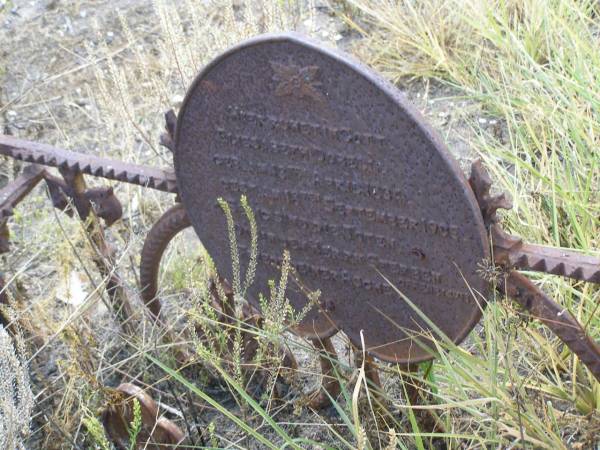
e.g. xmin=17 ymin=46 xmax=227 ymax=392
xmin=469 ymin=161 xmax=600 ymax=381
xmin=102 ymin=383 xmax=186 ymax=449
xmin=174 ymin=33 xmax=490 ymax=363
xmin=0 ymin=165 xmax=45 ymax=222
xmin=0 ymin=134 xmax=178 ymax=194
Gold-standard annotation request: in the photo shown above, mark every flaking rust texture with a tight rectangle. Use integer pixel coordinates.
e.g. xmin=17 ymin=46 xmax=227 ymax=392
xmin=174 ymin=33 xmax=490 ymax=364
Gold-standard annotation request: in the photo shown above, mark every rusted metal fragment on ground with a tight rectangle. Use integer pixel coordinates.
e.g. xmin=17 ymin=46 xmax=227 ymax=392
xmin=174 ymin=33 xmax=490 ymax=364
xmin=0 ymin=134 xmax=178 ymax=193
xmin=102 ymin=383 xmax=186 ymax=449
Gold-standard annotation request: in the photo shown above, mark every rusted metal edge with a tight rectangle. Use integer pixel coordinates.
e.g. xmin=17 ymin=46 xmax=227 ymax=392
xmin=0 ymin=134 xmax=178 ymax=194
xmin=140 ymin=203 xmax=191 ymax=319
xmin=102 ymin=383 xmax=186 ymax=449
xmin=0 ymin=165 xmax=46 ymax=222
xmin=500 ymin=271 xmax=600 ymax=382
xmin=470 ymin=160 xmax=600 ymax=380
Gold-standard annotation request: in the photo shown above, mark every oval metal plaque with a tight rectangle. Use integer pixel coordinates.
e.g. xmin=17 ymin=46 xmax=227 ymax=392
xmin=174 ymin=33 xmax=489 ymax=364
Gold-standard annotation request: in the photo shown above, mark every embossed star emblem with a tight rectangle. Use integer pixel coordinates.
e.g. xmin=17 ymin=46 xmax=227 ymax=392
xmin=270 ymin=60 xmax=324 ymax=102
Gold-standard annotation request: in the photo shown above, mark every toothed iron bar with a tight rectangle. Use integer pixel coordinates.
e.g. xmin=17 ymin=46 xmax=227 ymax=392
xmin=500 ymin=271 xmax=600 ymax=378
xmin=469 ymin=161 xmax=600 ymax=381
xmin=469 ymin=160 xmax=600 ymax=284
xmin=492 ymin=226 xmax=600 ymax=283
xmin=0 ymin=135 xmax=178 ymax=194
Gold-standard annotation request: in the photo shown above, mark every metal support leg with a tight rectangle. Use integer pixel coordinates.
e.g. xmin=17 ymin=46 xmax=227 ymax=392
xmin=308 ymin=337 xmax=341 ymax=408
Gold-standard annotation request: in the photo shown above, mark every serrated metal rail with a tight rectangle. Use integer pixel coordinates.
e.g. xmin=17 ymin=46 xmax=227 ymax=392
xmin=469 ymin=160 xmax=600 ymax=284
xmin=511 ymin=244 xmax=600 ymax=283
xmin=0 ymin=135 xmax=178 ymax=194
xmin=491 ymin=225 xmax=600 ymax=284
xmin=470 ymin=160 xmax=600 ymax=382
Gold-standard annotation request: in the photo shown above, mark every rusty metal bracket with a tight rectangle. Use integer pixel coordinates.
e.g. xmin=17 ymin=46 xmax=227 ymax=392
xmin=0 ymin=164 xmax=46 ymax=222
xmin=0 ymin=165 xmax=46 ymax=252
xmin=44 ymin=171 xmax=123 ymax=227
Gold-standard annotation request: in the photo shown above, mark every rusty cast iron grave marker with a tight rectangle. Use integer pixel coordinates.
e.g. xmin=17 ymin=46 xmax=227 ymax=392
xmin=175 ymin=34 xmax=490 ymax=364
xmin=0 ymin=34 xmax=598 ymax=415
